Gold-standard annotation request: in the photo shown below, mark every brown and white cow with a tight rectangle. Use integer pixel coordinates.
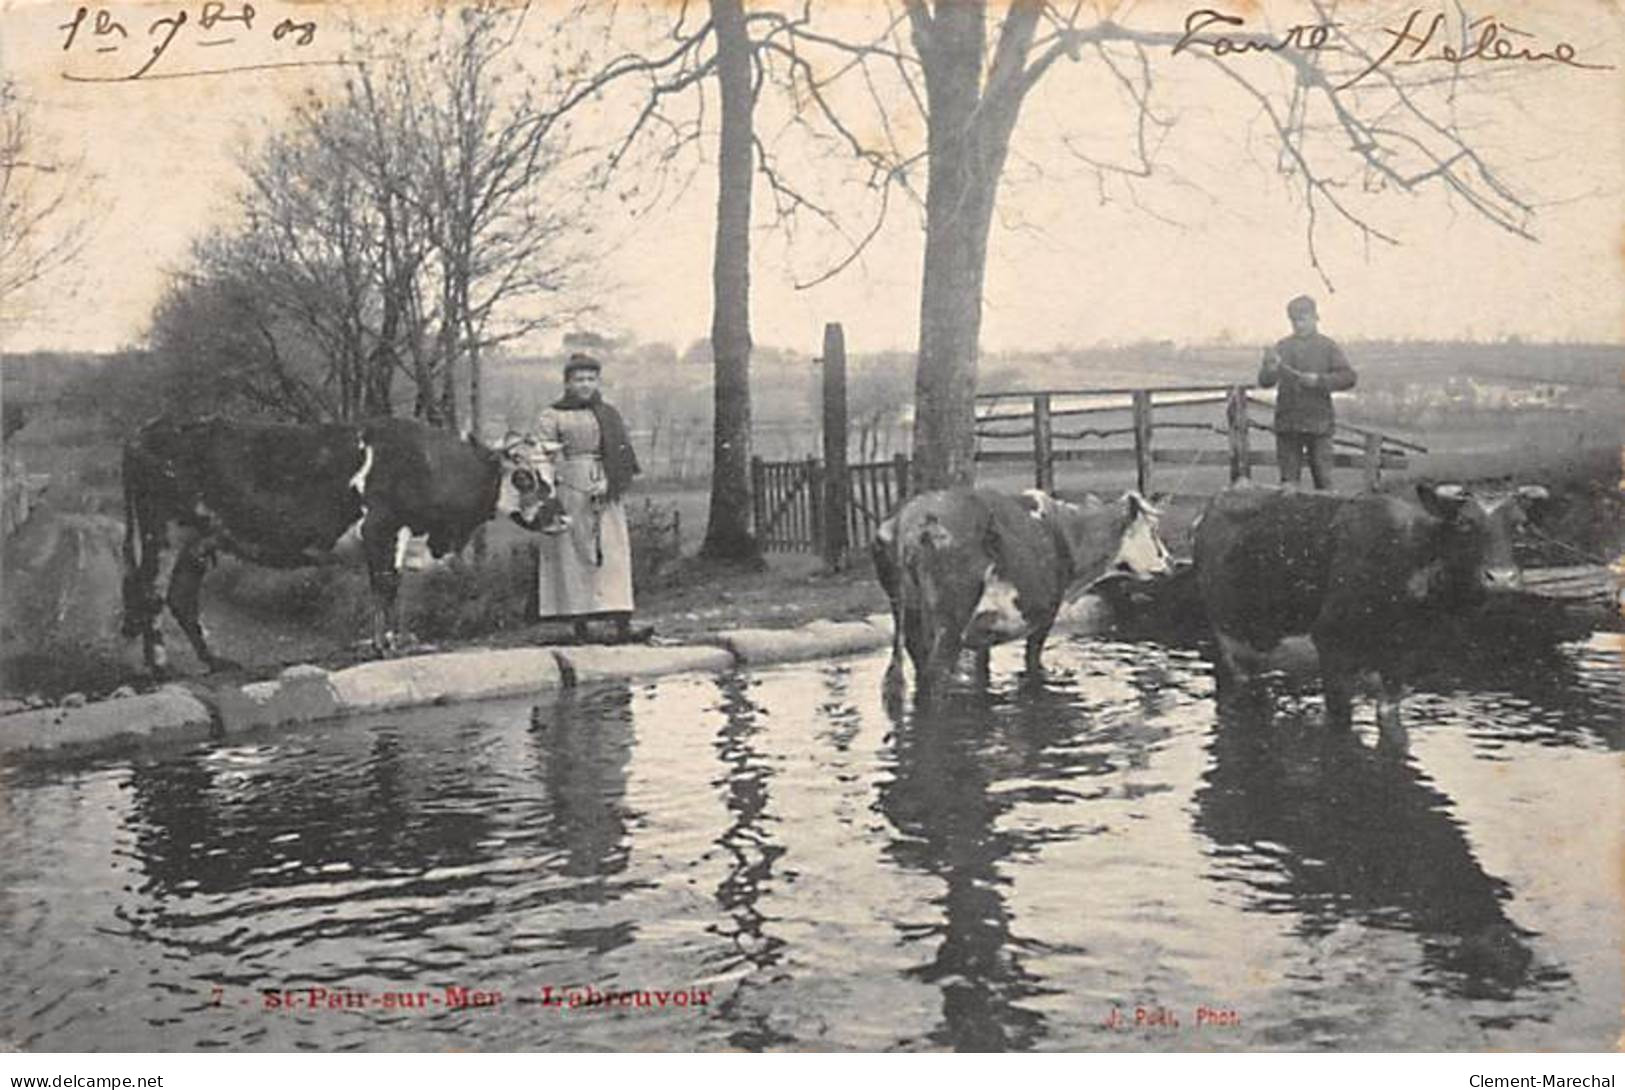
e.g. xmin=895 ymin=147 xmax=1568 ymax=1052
xmin=1193 ymin=481 xmax=1549 ymax=734
xmin=873 ymin=488 xmax=1171 ymax=699
xmin=121 ymin=416 xmax=565 ymax=674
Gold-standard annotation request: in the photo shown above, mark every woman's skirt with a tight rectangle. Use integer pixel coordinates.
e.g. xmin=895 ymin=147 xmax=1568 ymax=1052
xmin=536 ymin=455 xmax=634 ymax=618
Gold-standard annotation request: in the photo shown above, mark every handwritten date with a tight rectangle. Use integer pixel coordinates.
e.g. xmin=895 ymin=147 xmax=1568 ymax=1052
xmin=59 ymin=3 xmax=320 ymax=82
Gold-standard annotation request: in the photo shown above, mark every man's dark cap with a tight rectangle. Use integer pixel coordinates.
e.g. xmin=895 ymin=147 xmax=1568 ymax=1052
xmin=1286 ymin=295 xmax=1318 ymax=317
xmin=564 ymin=352 xmax=602 ymax=377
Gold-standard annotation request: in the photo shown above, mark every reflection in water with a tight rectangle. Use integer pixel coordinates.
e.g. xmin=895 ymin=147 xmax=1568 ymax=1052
xmin=708 ymin=674 xmax=790 ymax=1050
xmin=525 ymin=688 xmax=640 ymax=957
xmin=873 ymin=645 xmax=1204 ymax=1050
xmin=115 ymin=696 xmax=650 ymax=993
xmin=1194 ymin=704 xmax=1560 ymax=1000
xmin=125 ymin=722 xmax=500 ymax=902
xmin=117 ymin=722 xmax=510 ymax=980
xmin=880 ymin=691 xmax=1048 ymax=1050
xmin=530 ymin=690 xmax=636 ymax=883
xmin=876 ymin=650 xmax=1178 ymax=1051
xmin=1426 ymin=621 xmax=1624 ymax=750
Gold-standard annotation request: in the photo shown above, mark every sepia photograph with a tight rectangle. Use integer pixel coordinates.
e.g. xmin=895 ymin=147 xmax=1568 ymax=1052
xmin=0 ymin=0 xmax=1621 ymax=1059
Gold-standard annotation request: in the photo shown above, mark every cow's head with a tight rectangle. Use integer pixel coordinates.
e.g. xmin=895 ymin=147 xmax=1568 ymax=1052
xmin=1416 ymin=482 xmax=1548 ymax=603
xmin=491 ymin=434 xmax=570 ymax=534
xmin=1051 ymin=489 xmax=1172 ymax=587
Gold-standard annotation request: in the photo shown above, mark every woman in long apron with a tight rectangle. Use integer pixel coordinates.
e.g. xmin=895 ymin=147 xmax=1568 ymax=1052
xmin=535 ymin=353 xmax=645 ymax=643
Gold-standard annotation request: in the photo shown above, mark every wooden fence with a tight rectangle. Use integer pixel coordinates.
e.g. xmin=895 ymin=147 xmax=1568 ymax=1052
xmin=974 ymin=385 xmax=1426 ymax=493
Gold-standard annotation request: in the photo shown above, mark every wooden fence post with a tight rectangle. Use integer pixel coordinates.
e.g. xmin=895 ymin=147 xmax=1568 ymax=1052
xmin=1132 ymin=389 xmax=1154 ymax=496
xmin=1032 ymin=392 xmax=1054 ymax=493
xmin=1362 ymin=432 xmax=1384 ymax=492
xmin=750 ymin=455 xmax=765 ymax=541
xmin=821 ymin=322 xmax=850 ymax=570
xmin=1226 ymin=385 xmax=1251 ymax=483
xmin=806 ymin=455 xmax=825 ymax=553
xmin=893 ymin=452 xmax=910 ymax=504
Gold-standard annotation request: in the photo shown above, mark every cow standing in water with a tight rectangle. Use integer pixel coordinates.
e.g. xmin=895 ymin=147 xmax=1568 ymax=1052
xmin=874 ymin=488 xmax=1171 ymax=701
xmin=1193 ymin=482 xmax=1548 ymax=738
xmin=121 ymin=416 xmax=566 ymax=674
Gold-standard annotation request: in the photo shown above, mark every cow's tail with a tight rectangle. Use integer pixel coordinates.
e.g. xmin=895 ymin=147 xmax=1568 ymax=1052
xmin=119 ymin=442 xmax=149 ymax=639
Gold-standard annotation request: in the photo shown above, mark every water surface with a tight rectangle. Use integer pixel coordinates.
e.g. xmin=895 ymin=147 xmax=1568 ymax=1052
xmin=2 ymin=632 xmax=1619 ymax=1051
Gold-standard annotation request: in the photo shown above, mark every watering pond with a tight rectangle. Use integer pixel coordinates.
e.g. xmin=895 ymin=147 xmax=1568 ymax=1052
xmin=2 ymin=627 xmax=1620 ymax=1052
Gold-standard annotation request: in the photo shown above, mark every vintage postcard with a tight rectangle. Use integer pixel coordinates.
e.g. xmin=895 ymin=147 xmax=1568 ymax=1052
xmin=0 ymin=0 xmax=1620 ymax=1059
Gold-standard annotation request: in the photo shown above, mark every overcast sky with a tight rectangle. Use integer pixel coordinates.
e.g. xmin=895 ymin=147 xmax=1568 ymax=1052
xmin=2 ymin=0 xmax=1621 ymax=358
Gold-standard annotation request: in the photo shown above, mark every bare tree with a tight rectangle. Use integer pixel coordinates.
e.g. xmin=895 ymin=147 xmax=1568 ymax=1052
xmin=752 ymin=1 xmax=1561 ymax=488
xmin=405 ymin=7 xmax=590 ymax=434
xmin=0 ymin=77 xmax=95 ymax=321
xmin=230 ymin=105 xmax=390 ymax=421
xmin=150 ymin=8 xmax=591 ymax=429
xmin=146 ymin=260 xmax=334 ymax=423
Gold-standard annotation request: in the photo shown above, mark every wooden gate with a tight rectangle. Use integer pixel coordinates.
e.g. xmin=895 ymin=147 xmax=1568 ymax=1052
xmin=751 ymin=456 xmax=821 ymax=552
xmin=751 ymin=454 xmax=910 ymax=556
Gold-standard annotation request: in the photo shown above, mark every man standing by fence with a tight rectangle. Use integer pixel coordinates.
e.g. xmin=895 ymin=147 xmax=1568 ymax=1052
xmin=1259 ymin=295 xmax=1357 ymax=490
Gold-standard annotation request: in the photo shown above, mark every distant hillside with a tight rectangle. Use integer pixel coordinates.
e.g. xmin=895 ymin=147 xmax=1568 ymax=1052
xmin=972 ymin=341 xmax=1624 ymax=393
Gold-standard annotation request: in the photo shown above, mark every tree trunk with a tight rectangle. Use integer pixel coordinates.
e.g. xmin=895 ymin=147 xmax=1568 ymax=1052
xmin=913 ymin=183 xmax=995 ymax=491
xmin=466 ymin=315 xmax=482 ymax=441
xmin=908 ymin=2 xmax=1038 ymax=492
xmin=698 ymin=0 xmax=760 ymax=563
xmin=414 ymin=354 xmax=437 ymax=422
xmin=436 ymin=277 xmax=459 ymax=429
xmin=438 ymin=355 xmax=458 ymax=428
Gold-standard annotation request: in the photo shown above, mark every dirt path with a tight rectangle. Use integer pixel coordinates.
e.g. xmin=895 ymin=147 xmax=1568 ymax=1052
xmin=2 ymin=504 xmax=341 ymax=692
xmin=3 ymin=510 xmax=125 ymax=648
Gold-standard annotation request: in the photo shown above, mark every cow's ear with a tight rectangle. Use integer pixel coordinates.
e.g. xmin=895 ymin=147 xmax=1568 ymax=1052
xmin=1125 ymin=490 xmax=1161 ymax=518
xmin=1416 ymin=482 xmax=1468 ymax=521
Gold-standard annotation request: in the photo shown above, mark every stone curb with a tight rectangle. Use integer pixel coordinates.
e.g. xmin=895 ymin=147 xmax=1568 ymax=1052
xmin=0 ymin=591 xmax=1124 ymax=759
xmin=701 ymin=618 xmax=892 ymax=666
xmin=0 ymin=686 xmax=214 ymax=755
xmin=326 ymin=649 xmax=565 ymax=717
xmin=553 ymin=644 xmax=735 ymax=685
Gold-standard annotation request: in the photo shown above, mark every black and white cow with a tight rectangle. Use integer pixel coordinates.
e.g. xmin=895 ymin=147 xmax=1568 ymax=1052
xmin=121 ymin=416 xmax=564 ymax=673
xmin=874 ymin=488 xmax=1171 ymax=699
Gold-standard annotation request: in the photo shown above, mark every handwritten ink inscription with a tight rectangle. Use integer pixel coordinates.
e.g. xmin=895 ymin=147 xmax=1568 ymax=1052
xmin=58 ymin=3 xmax=325 ymax=82
xmin=1173 ymin=8 xmax=1614 ymax=89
